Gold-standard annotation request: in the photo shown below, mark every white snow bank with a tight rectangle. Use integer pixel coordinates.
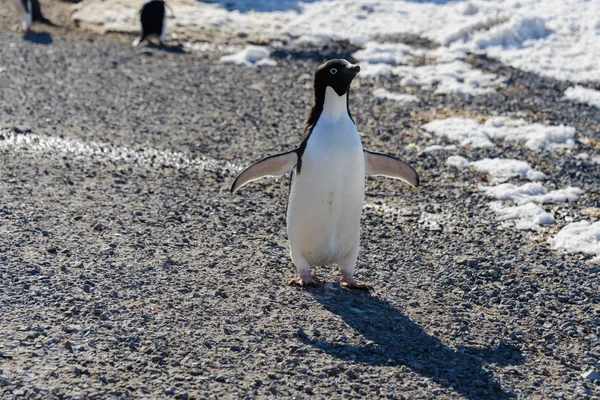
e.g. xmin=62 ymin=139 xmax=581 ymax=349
xmin=421 ymin=117 xmax=576 ymax=150
xmin=564 ymin=86 xmax=600 ymax=108
xmin=472 ymin=16 xmax=551 ymax=50
xmin=551 ymin=221 xmax=600 ymax=255
xmin=471 ymin=158 xmax=545 ymax=182
xmin=292 ymin=0 xmax=600 ymax=82
xmin=480 ymin=183 xmax=582 ymax=204
xmin=373 ymin=88 xmax=419 ymax=104
xmin=446 ymin=155 xmax=470 ymax=168
xmin=490 ymin=202 xmax=554 ymax=232
xmin=75 ymin=0 xmax=600 ymax=82
xmin=459 ymin=1 xmax=600 ymax=82
xmin=219 ymin=45 xmax=276 ymax=66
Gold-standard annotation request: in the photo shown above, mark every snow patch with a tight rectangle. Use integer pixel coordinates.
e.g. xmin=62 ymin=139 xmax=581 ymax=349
xmin=353 ymin=42 xmax=414 ymax=66
xmin=359 ymin=63 xmax=394 ymax=78
xmin=551 ymin=221 xmax=600 ymax=256
xmin=422 ymin=118 xmax=493 ymax=148
xmin=444 ymin=156 xmax=546 ymax=182
xmin=480 ymin=183 xmax=582 ymax=204
xmin=395 ymin=61 xmax=502 ymax=95
xmin=471 ymin=158 xmax=545 ymax=182
xmin=373 ymin=88 xmax=419 ymax=104
xmin=446 ymin=155 xmax=470 ymax=169
xmin=421 ymin=117 xmax=576 ymax=150
xmin=472 ymin=16 xmax=551 ymax=50
xmin=564 ymin=86 xmax=600 ymax=108
xmin=0 ymin=129 xmax=241 ymax=174
xmin=219 ymin=45 xmax=276 ymax=66
xmin=420 ymin=144 xmax=457 ymax=153
xmin=491 ymin=202 xmax=554 ymax=232
xmin=295 ymin=33 xmax=334 ymax=45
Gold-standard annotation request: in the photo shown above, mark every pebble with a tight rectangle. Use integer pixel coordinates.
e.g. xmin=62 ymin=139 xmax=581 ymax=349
xmin=581 ymin=370 xmax=600 ymax=381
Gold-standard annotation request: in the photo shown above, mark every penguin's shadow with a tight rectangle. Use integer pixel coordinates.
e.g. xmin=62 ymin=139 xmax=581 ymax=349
xmin=301 ymin=287 xmax=523 ymax=399
xmin=143 ymin=42 xmax=186 ymax=54
xmin=23 ymin=31 xmax=53 ymax=45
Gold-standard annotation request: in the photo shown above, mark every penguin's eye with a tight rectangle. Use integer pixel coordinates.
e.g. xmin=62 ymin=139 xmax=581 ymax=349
xmin=330 ymin=68 xmax=337 ymax=75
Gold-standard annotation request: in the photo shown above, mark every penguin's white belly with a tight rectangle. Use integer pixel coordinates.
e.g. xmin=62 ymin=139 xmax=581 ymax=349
xmin=287 ymin=118 xmax=365 ymax=266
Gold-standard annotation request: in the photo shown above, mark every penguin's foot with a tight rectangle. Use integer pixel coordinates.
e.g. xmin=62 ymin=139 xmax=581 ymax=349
xmin=340 ymin=277 xmax=371 ymax=290
xmin=290 ymin=276 xmax=319 ymax=287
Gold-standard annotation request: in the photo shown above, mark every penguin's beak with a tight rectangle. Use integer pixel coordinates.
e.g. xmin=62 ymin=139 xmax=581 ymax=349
xmin=349 ymin=65 xmax=361 ymax=76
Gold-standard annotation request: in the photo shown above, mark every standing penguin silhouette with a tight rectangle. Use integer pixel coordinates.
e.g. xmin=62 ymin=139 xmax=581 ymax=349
xmin=12 ymin=0 xmax=53 ymax=32
xmin=133 ymin=0 xmax=174 ymax=47
xmin=231 ymin=59 xmax=419 ymax=289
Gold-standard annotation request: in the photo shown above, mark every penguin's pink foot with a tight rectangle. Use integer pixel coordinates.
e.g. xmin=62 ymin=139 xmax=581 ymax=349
xmin=290 ymin=275 xmax=319 ymax=287
xmin=340 ymin=277 xmax=371 ymax=290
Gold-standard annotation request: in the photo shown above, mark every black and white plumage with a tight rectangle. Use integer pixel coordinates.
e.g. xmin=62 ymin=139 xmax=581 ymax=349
xmin=133 ymin=0 xmax=172 ymax=47
xmin=12 ymin=0 xmax=33 ymax=32
xmin=231 ymin=59 xmax=420 ymax=289
xmin=11 ymin=0 xmax=52 ymax=32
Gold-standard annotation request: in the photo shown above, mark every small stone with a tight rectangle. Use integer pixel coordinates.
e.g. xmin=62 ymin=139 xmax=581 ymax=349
xmin=92 ymin=223 xmax=106 ymax=232
xmin=64 ymin=341 xmax=74 ymax=352
xmin=13 ymin=125 xmax=31 ymax=134
xmin=581 ymin=369 xmax=600 ymax=381
xmin=473 ymin=379 xmax=486 ymax=388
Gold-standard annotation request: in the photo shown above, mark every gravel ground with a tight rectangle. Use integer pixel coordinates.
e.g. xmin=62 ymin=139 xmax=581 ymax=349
xmin=1 ymin=3 xmax=600 ymax=399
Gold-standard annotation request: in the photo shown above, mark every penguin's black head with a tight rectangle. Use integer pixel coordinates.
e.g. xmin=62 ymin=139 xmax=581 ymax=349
xmin=314 ymin=59 xmax=360 ymax=97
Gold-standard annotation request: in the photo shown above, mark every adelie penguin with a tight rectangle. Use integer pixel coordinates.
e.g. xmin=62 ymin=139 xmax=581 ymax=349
xmin=12 ymin=0 xmax=33 ymax=32
xmin=133 ymin=0 xmax=174 ymax=47
xmin=11 ymin=0 xmax=52 ymax=32
xmin=231 ymin=59 xmax=419 ymax=289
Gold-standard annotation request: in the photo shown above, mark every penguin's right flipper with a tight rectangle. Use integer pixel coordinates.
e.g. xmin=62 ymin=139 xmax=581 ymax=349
xmin=364 ymin=150 xmax=419 ymax=187
xmin=231 ymin=151 xmax=298 ymax=193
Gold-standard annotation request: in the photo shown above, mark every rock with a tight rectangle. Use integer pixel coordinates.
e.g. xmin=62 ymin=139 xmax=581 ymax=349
xmin=581 ymin=369 xmax=600 ymax=381
xmin=13 ymin=125 xmax=31 ymax=134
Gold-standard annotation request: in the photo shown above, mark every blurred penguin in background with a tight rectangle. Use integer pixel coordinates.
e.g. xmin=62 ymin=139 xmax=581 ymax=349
xmin=12 ymin=0 xmax=33 ymax=32
xmin=12 ymin=0 xmax=53 ymax=32
xmin=133 ymin=0 xmax=174 ymax=47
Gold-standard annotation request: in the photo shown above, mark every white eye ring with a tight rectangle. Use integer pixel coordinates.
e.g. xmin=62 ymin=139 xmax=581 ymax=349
xmin=330 ymin=68 xmax=337 ymax=75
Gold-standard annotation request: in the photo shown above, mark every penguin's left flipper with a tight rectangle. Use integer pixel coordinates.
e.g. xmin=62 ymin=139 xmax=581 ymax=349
xmin=231 ymin=150 xmax=298 ymax=193
xmin=364 ymin=150 xmax=419 ymax=187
